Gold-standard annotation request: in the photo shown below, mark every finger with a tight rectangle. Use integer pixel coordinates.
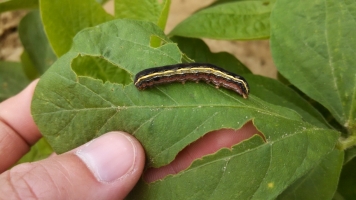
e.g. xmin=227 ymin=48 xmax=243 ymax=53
xmin=145 ymin=121 xmax=260 ymax=182
xmin=0 ymin=80 xmax=40 ymax=172
xmin=0 ymin=132 xmax=145 ymax=199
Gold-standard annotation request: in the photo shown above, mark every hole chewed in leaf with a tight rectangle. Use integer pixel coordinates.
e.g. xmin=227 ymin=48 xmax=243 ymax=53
xmin=144 ymin=121 xmax=264 ymax=183
xmin=71 ymin=54 xmax=131 ymax=85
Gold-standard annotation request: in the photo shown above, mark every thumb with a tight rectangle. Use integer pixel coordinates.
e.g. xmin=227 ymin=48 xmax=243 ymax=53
xmin=0 ymin=132 xmax=145 ymax=199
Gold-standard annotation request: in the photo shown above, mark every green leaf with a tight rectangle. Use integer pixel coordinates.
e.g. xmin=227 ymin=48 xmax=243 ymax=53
xmin=16 ymin=138 xmax=53 ymax=164
xmin=0 ymin=0 xmax=38 ymax=13
xmin=245 ymin=74 xmax=330 ymax=129
xmin=171 ymin=36 xmax=251 ymax=74
xmin=0 ymin=61 xmax=30 ymax=102
xmin=128 ymin=129 xmax=338 ymax=199
xmin=40 ymin=0 xmax=114 ymax=56
xmin=18 ymin=10 xmax=56 ymax=75
xmin=96 ymin=0 xmax=110 ymax=4
xmin=170 ymin=0 xmax=273 ymax=40
xmin=32 ymin=19 xmax=339 ymax=199
xmin=337 ymin=156 xmax=356 ymax=199
xmin=71 ymin=54 xmax=131 ymax=85
xmin=20 ymin=51 xmax=40 ymax=80
xmin=344 ymin=146 xmax=356 ymax=164
xmin=277 ymin=149 xmax=343 ymax=200
xmin=32 ymin=19 xmax=182 ymax=158
xmin=270 ymin=0 xmax=356 ymax=131
xmin=115 ymin=0 xmax=171 ymax=31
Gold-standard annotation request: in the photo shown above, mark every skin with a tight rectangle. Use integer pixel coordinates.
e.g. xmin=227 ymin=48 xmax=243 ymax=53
xmin=0 ymin=80 xmax=258 ymax=199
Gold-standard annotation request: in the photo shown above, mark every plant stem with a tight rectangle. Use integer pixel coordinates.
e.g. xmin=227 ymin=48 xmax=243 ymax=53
xmin=337 ymin=135 xmax=356 ymax=150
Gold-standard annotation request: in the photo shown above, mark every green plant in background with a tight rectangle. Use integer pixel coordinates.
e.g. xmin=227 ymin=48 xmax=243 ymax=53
xmin=1 ymin=0 xmax=355 ymax=199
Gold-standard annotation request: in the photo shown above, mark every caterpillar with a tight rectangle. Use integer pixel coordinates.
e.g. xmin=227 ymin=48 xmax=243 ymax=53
xmin=134 ymin=63 xmax=249 ymax=99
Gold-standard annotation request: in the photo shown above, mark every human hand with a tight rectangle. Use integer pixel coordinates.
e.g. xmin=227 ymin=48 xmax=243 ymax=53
xmin=0 ymin=80 xmax=257 ymax=199
xmin=0 ymin=80 xmax=145 ymax=199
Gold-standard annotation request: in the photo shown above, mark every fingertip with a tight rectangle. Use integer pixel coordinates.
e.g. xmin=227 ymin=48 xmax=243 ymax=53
xmin=74 ymin=131 xmax=145 ymax=198
xmin=75 ymin=132 xmax=145 ymax=183
xmin=0 ymin=79 xmax=40 ymax=144
xmin=0 ymin=131 xmax=146 ymax=200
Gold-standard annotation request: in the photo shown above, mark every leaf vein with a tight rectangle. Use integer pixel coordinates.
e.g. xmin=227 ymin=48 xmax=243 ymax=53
xmin=131 ymin=110 xmax=164 ymax=136
xmin=96 ymin=111 xmax=119 ymax=136
xmin=155 ymin=87 xmax=179 ymax=105
xmin=208 ymin=158 xmax=231 ymax=199
xmin=323 ymin=0 xmax=343 ymax=118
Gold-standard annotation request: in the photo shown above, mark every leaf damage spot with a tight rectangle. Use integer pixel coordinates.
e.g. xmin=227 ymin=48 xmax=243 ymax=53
xmin=71 ymin=54 xmax=132 ymax=85
xmin=267 ymin=182 xmax=274 ymax=189
xmin=144 ymin=121 xmax=265 ymax=183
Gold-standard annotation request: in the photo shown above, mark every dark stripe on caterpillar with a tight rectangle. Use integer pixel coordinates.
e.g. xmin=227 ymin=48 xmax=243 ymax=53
xmin=134 ymin=63 xmax=249 ymax=99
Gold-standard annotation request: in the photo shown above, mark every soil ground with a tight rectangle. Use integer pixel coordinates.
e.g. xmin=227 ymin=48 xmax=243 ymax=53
xmin=0 ymin=0 xmax=277 ymax=78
